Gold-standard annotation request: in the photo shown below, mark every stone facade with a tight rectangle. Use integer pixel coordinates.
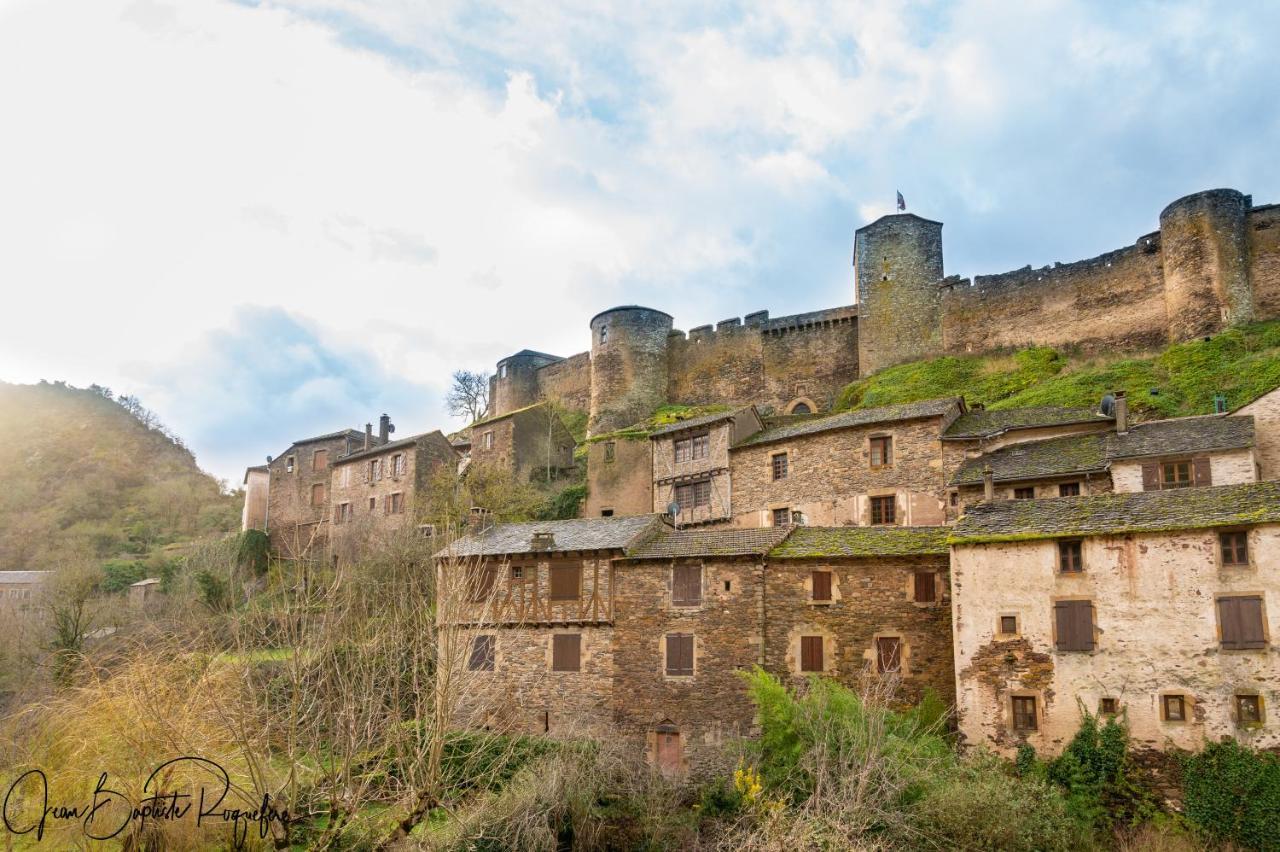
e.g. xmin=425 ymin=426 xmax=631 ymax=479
xmin=264 ymin=430 xmax=365 ymax=559
xmin=469 ymin=402 xmax=576 ymax=483
xmin=1110 ymin=448 xmax=1258 ymax=492
xmin=241 ymin=465 xmax=269 ymax=531
xmin=1236 ymin=386 xmax=1280 ymax=480
xmin=584 ymin=437 xmax=653 ymax=518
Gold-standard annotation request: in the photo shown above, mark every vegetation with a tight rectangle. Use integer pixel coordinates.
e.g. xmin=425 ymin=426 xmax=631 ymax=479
xmin=836 ymin=318 xmax=1280 ymax=419
xmin=586 ymin=403 xmax=733 ymax=444
xmin=1182 ymin=739 xmax=1280 ymax=850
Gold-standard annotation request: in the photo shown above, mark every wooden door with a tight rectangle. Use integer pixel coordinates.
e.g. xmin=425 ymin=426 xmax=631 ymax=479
xmin=656 ymin=730 xmax=681 ymax=774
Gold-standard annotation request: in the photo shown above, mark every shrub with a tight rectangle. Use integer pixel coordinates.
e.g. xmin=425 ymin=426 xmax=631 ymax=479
xmin=1046 ymin=710 xmax=1154 ymax=831
xmin=235 ymin=528 xmax=271 ymax=577
xmin=99 ymin=558 xmax=147 ymax=593
xmin=1181 ymin=739 xmax=1280 ymax=850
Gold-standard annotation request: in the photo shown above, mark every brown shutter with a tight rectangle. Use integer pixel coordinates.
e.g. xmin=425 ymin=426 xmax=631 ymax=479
xmin=673 ymin=565 xmax=701 ymax=606
xmin=666 ymin=634 xmax=693 ymax=676
xmin=1193 ymin=456 xmax=1212 ymax=486
xmin=876 ymin=636 xmax=902 ymax=672
xmin=914 ymin=572 xmax=936 ymax=602
xmin=800 ymin=636 xmax=823 ymax=671
xmin=1055 ymin=600 xmax=1094 ymax=651
xmin=553 ymin=634 xmax=580 ymax=671
xmin=1219 ymin=598 xmax=1241 ymax=649
xmin=550 ymin=564 xmax=580 ymax=601
xmin=812 ymin=571 xmax=832 ymax=601
xmin=1240 ymin=598 xmax=1266 ymax=649
xmin=1141 ymin=462 xmax=1159 ymax=491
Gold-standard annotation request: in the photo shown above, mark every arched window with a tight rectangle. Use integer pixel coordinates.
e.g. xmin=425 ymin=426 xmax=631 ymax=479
xmin=785 ymin=397 xmax=816 ymax=415
xmin=790 ymin=402 xmax=811 ymax=414
xmin=599 ymin=324 xmax=608 ymax=344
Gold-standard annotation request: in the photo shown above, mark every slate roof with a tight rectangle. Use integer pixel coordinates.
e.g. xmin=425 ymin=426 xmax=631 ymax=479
xmin=943 ymin=406 xmax=1111 ymax=440
xmin=499 ymin=349 xmax=563 ymax=363
xmin=950 ymin=481 xmax=1280 ymax=544
xmin=951 ymin=415 xmax=1255 ymax=485
xmin=338 ymin=431 xmax=453 ymax=463
xmin=437 ymin=515 xmax=666 ymax=558
xmin=623 ymin=526 xmax=794 ymax=559
xmin=0 ymin=571 xmax=51 ymax=584
xmin=648 ymin=409 xmax=742 ymax=438
xmin=292 ymin=428 xmax=366 ymax=447
xmin=769 ymin=526 xmax=951 ymax=558
xmin=733 ymin=398 xmax=962 ymax=448
xmin=469 ymin=401 xmax=551 ymax=428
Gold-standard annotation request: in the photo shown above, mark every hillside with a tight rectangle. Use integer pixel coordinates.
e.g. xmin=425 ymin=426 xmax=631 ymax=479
xmin=837 ymin=319 xmax=1280 ymax=420
xmin=0 ymin=381 xmax=239 ymax=570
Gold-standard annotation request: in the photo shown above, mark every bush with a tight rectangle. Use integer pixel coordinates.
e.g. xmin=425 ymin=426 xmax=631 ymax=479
xmin=99 ymin=559 xmax=147 ymax=593
xmin=1182 ymin=739 xmax=1280 ymax=850
xmin=1045 ymin=711 xmax=1154 ymax=831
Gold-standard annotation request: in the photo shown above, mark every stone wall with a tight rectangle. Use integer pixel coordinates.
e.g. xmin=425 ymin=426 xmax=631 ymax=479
xmin=265 ymin=434 xmax=354 ymax=559
xmin=728 ymin=417 xmax=950 ymax=528
xmin=536 ymin=351 xmax=592 ymax=414
xmin=651 ymin=421 xmax=734 ymax=525
xmin=1109 ymin=448 xmax=1258 ymax=492
xmin=1249 ymin=205 xmax=1280 ymax=321
xmin=854 ymin=214 xmax=945 ymax=374
xmin=951 ymin=527 xmax=1280 ymax=756
xmin=584 ymin=438 xmax=653 ymax=518
xmin=1238 ymin=387 xmax=1280 ymax=480
xmin=763 ymin=556 xmax=955 ymax=706
xmin=957 ymin=473 xmax=1112 ymax=511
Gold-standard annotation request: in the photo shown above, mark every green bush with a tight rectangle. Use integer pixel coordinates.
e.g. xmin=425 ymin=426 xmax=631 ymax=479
xmin=99 ymin=558 xmax=147 ymax=593
xmin=1045 ymin=711 xmax=1153 ymax=831
xmin=1182 ymin=739 xmax=1280 ymax=850
xmin=235 ymin=528 xmax=271 ymax=577
xmin=194 ymin=569 xmax=231 ymax=611
xmin=535 ymin=484 xmax=587 ymax=521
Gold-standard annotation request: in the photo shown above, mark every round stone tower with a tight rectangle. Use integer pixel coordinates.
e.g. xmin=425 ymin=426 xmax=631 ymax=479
xmin=588 ymin=306 xmax=673 ymax=435
xmin=853 ymin=213 xmax=946 ymax=375
xmin=489 ymin=350 xmax=562 ymax=418
xmin=1159 ymin=188 xmax=1253 ymax=341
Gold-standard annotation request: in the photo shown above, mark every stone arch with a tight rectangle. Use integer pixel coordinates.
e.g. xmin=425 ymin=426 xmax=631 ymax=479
xmin=786 ymin=397 xmax=818 ymax=415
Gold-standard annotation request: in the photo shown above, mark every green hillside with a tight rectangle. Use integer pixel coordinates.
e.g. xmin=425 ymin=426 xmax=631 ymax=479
xmin=837 ymin=319 xmax=1280 ymax=420
xmin=0 ymin=381 xmax=239 ymax=570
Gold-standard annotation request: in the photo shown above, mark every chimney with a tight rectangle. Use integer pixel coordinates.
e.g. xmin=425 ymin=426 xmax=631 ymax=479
xmin=364 ymin=423 xmax=372 ymax=450
xmin=378 ymin=413 xmax=391 ymax=444
xmin=982 ymin=465 xmax=995 ymax=501
xmin=1114 ymin=391 xmax=1128 ymax=434
xmin=468 ymin=506 xmax=493 ymax=534
xmin=531 ymin=531 xmax=555 ymax=551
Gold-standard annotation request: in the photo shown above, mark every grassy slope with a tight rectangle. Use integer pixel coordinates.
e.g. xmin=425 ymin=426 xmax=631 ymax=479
xmin=0 ymin=381 xmax=240 ymax=569
xmin=836 ymin=320 xmax=1280 ymax=420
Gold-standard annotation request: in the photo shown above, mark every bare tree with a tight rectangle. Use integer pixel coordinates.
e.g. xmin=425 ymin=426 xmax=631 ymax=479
xmin=446 ymin=369 xmax=491 ymax=423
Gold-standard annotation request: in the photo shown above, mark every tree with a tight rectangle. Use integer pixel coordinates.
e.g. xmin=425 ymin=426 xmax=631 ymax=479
xmin=446 ymin=370 xmax=491 ymax=423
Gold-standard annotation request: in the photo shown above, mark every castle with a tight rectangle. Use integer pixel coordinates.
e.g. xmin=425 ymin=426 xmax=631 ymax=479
xmin=243 ymin=187 xmax=1280 ymax=778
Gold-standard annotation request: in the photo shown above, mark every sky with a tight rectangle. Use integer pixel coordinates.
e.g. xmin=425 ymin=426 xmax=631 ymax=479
xmin=1 ymin=0 xmax=1278 ymax=485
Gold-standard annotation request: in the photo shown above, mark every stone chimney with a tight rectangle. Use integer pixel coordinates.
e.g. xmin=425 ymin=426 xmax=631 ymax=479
xmin=983 ymin=465 xmax=995 ymax=501
xmin=531 ymin=531 xmax=555 ymax=551
xmin=1114 ymin=391 xmax=1128 ymax=434
xmin=378 ymin=413 xmax=392 ymax=444
xmin=468 ymin=506 xmax=493 ymax=534
xmin=364 ymin=423 xmax=372 ymax=450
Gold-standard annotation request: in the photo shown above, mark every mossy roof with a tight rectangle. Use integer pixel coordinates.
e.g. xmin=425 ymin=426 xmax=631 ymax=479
xmin=437 ymin=514 xmax=666 ymax=558
xmin=768 ymin=526 xmax=951 ymax=558
xmin=468 ymin=401 xmax=548 ymax=428
xmin=952 ymin=415 xmax=1255 ymax=485
xmin=733 ymin=397 xmax=961 ymax=448
xmin=950 ymin=481 xmax=1280 ymax=544
xmin=943 ymin=406 xmax=1111 ymax=440
xmin=648 ymin=408 xmax=747 ymax=437
xmin=622 ymin=526 xmax=794 ymax=559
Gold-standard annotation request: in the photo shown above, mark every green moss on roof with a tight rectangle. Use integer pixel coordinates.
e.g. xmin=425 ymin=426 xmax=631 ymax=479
xmin=769 ymin=526 xmax=951 ymax=558
xmin=586 ymin=403 xmax=735 ymax=443
xmin=735 ymin=398 xmax=959 ymax=448
xmin=950 ymin=481 xmax=1280 ymax=545
xmin=944 ymin=407 xmax=1111 ymax=439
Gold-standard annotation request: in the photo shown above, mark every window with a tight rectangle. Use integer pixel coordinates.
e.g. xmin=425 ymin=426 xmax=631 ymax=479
xmin=950 ymin=491 xmax=959 ymax=507
xmin=468 ymin=635 xmax=495 ymax=671
xmin=387 ymin=492 xmax=404 ymax=514
xmin=770 ymin=507 xmax=791 ymax=527
xmin=1000 ymin=615 xmax=1019 ymax=635
xmin=482 ymin=431 xmax=494 ymax=450
xmin=870 ymin=495 xmax=896 ymax=525
xmin=312 ymin=449 xmax=328 ymax=471
xmin=604 ymin=442 xmax=616 ymax=463
xmin=771 ymin=452 xmax=789 ymax=481
xmin=599 ymin=323 xmax=608 ymax=344
xmin=869 ymin=436 xmax=893 ymax=468
xmin=1163 ymin=460 xmax=1192 ymax=488
xmin=876 ymin=636 xmax=902 ymax=673
xmin=674 ymin=480 xmax=711 ymax=511
xmin=285 ymin=455 xmax=296 ymax=473
xmin=334 ymin=502 xmax=351 ymax=524
xmin=600 ymin=509 xmax=614 ymax=517
xmin=1014 ymin=487 xmax=1035 ymax=500
xmin=310 ymin=483 xmax=326 ymax=506
xmin=549 ymin=564 xmax=581 ymax=601
xmin=368 ymin=496 xmax=376 ymax=512
xmin=469 ymin=564 xmax=497 ymax=601
xmin=665 ymin=634 xmax=694 ymax=676
xmin=1143 ymin=458 xmax=1210 ymax=490
xmin=1100 ymin=698 xmax=1118 ymax=716
xmin=551 ymin=634 xmax=581 ymax=671
xmin=1236 ymin=695 xmax=1263 ymax=724
xmin=499 ymin=363 xmax=507 ymax=378
xmin=368 ymin=459 xmax=381 ymax=482
xmin=800 ymin=636 xmax=824 ymax=672
xmin=914 ymin=572 xmax=936 ymax=603
xmin=1059 ymin=540 xmax=1084 ymax=573
xmin=811 ymin=571 xmax=832 ymax=602
xmin=1054 ymin=600 xmax=1095 ymax=651
xmin=1012 ymin=696 xmax=1038 ymax=731
xmin=1162 ymin=694 xmax=1186 ymax=722
xmin=790 ymin=402 xmax=811 ymax=414
xmin=510 ymin=565 xmax=524 ymax=581
xmin=674 ymin=433 xmax=710 ymax=463
xmin=393 ymin=453 xmax=405 ymax=477
xmin=1220 ymin=531 xmax=1249 ymax=566
xmin=340 ymin=465 xmax=351 ymax=488
xmin=672 ymin=564 xmax=702 ymax=606
xmin=1058 ymin=482 xmax=1080 ymax=497
xmin=1218 ymin=596 xmax=1266 ymax=649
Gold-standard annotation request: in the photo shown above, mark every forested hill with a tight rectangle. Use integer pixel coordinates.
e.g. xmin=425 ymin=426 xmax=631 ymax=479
xmin=0 ymin=381 xmax=239 ymax=570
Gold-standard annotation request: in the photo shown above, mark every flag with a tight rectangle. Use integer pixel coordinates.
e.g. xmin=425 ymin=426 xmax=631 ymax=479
xmin=896 ymin=191 xmax=906 ymax=211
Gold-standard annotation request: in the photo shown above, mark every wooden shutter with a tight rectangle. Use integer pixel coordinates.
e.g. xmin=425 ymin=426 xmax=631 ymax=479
xmin=811 ymin=571 xmax=832 ymax=602
xmin=666 ymin=634 xmax=693 ymax=676
xmin=914 ymin=571 xmax=936 ymax=602
xmin=1141 ymin=462 xmax=1159 ymax=491
xmin=469 ymin=635 xmax=494 ymax=671
xmin=1055 ymin=600 xmax=1094 ymax=651
xmin=673 ymin=564 xmax=701 ymax=606
xmin=1220 ymin=597 xmax=1266 ymax=649
xmin=800 ymin=636 xmax=823 ymax=672
xmin=876 ymin=636 xmax=902 ymax=672
xmin=552 ymin=634 xmax=581 ymax=671
xmin=550 ymin=564 xmax=580 ymax=601
xmin=1192 ymin=456 xmax=1212 ymax=486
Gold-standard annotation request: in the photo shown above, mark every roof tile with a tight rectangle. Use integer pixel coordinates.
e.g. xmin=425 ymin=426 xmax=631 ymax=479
xmin=769 ymin=526 xmax=951 ymax=558
xmin=734 ymin=398 xmax=961 ymax=448
xmin=943 ymin=407 xmax=1111 ymax=440
xmin=624 ymin=526 xmax=793 ymax=559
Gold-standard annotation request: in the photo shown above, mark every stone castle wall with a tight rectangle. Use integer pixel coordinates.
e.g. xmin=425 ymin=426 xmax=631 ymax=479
xmin=534 ymin=351 xmax=592 ymax=413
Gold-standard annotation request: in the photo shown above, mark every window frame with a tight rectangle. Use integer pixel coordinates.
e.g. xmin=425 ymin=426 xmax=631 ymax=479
xmin=913 ymin=571 xmax=937 ymax=603
xmin=772 ymin=507 xmax=792 ymax=527
xmin=671 ymin=564 xmax=703 ymax=607
xmin=1161 ymin=694 xmax=1187 ymax=723
xmin=771 ymin=452 xmax=789 ymax=481
xmin=876 ymin=636 xmax=902 ymax=674
xmin=312 ymin=449 xmax=328 ymax=471
xmin=1013 ymin=486 xmax=1036 ymax=500
xmin=869 ymin=495 xmax=896 ymax=526
xmin=869 ymin=435 xmax=893 ymax=469
xmin=468 ymin=635 xmax=496 ymax=672
xmin=310 ymin=482 xmax=326 ymax=507
xmin=1058 ymin=539 xmax=1084 ymax=573
xmin=1235 ymin=694 xmax=1264 ymax=725
xmin=1012 ymin=695 xmax=1038 ymax=731
xmin=1058 ymin=482 xmax=1081 ymax=497
xmin=674 ymin=479 xmax=711 ymax=512
xmin=999 ymin=614 xmax=1019 ymax=636
xmin=1219 ymin=530 xmax=1250 ymax=567
xmin=604 ymin=441 xmax=616 ymax=463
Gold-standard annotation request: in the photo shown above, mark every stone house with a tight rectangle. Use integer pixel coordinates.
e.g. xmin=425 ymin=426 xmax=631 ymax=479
xmin=950 ymin=481 xmax=1280 ymax=757
xmin=1235 ymin=385 xmax=1280 ymax=480
xmin=241 ymin=464 xmax=268 ymax=531
xmin=726 ymin=398 xmax=964 ymax=528
xmin=327 ymin=429 xmax=458 ymax=556
xmin=951 ymin=412 xmax=1258 ymax=508
xmin=649 ymin=408 xmax=763 ymax=527
xmin=264 ymin=426 xmax=375 ymax=559
xmin=0 ymin=571 xmax=49 ymax=609
xmin=468 ymin=402 xmax=577 ymax=483
xmin=583 ymin=434 xmax=652 ymax=518
xmin=128 ymin=577 xmax=161 ymax=607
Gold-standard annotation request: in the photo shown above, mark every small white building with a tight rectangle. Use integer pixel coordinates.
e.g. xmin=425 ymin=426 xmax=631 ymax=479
xmin=129 ymin=577 xmax=162 ymax=607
